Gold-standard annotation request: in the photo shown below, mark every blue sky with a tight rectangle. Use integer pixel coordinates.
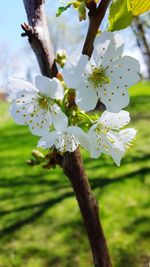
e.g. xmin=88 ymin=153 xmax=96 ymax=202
xmin=0 ymin=1 xmax=147 ymax=88
xmin=0 ymin=1 xmax=27 ymax=51
xmin=0 ymin=1 xmax=60 ymax=87
xmin=0 ymin=1 xmax=60 ymax=51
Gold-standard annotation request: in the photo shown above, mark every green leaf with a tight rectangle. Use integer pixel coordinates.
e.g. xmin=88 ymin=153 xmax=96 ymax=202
xmin=127 ymin=0 xmax=150 ymax=16
xmin=108 ymin=0 xmax=133 ymax=31
xmin=56 ymin=4 xmax=72 ymax=17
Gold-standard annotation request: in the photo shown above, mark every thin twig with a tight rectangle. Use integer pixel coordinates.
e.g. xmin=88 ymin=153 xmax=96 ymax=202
xmin=83 ymin=0 xmax=112 ymax=57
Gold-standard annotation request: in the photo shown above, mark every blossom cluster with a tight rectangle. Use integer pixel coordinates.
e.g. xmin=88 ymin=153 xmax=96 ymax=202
xmin=8 ymin=32 xmax=140 ymax=166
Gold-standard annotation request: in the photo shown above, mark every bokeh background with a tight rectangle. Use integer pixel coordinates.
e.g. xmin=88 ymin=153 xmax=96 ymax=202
xmin=0 ymin=1 xmax=150 ymax=266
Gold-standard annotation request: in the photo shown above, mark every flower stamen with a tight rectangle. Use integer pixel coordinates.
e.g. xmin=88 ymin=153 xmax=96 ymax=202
xmin=37 ymin=93 xmax=55 ymax=110
xmin=88 ymin=67 xmax=110 ymax=89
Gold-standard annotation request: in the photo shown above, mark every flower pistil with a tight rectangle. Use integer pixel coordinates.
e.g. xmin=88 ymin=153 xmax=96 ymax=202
xmin=88 ymin=67 xmax=110 ymax=89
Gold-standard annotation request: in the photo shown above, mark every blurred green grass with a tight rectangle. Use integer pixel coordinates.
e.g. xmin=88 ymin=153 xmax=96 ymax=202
xmin=0 ymin=81 xmax=150 ymax=267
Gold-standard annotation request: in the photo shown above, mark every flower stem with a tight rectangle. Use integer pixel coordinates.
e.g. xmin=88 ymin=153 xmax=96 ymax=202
xmin=79 ymin=112 xmax=95 ymax=124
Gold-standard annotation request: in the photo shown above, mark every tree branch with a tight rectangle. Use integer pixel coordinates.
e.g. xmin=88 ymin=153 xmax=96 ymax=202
xmin=83 ymin=0 xmax=112 ymax=57
xmin=22 ymin=0 xmax=58 ymax=78
xmin=131 ymin=16 xmax=150 ymax=79
xmin=63 ymin=150 xmax=112 ymax=267
xmin=22 ymin=1 xmax=112 ymax=266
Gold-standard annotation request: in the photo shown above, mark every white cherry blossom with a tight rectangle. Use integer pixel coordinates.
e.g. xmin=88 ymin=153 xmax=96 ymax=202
xmin=8 ymin=75 xmax=68 ymax=136
xmin=63 ymin=31 xmax=140 ymax=112
xmin=88 ymin=110 xmax=137 ymax=166
xmin=38 ymin=125 xmax=89 ymax=153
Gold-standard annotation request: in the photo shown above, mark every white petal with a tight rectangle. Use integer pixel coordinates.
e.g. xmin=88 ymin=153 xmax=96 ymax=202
xmin=52 ymin=106 xmax=68 ymax=131
xmin=63 ymin=54 xmax=89 ymax=88
xmin=38 ymin=132 xmax=58 ymax=149
xmin=94 ymin=32 xmax=114 ymax=51
xmin=114 ymin=33 xmax=124 ymax=48
xmin=108 ymin=146 xmax=124 ymax=166
xmin=75 ymin=78 xmax=98 ymax=111
xmin=15 ymin=89 xmax=37 ymax=99
xmin=99 ymin=128 xmax=136 ymax=166
xmin=64 ymin=133 xmax=78 ymax=152
xmin=99 ymin=110 xmax=130 ymax=130
xmin=97 ymin=84 xmax=130 ymax=113
xmin=39 ymin=130 xmax=78 ymax=153
xmin=103 ymin=131 xmax=125 ymax=166
xmin=119 ymin=128 xmax=137 ymax=145
xmin=67 ymin=126 xmax=90 ymax=150
xmin=29 ymin=109 xmax=52 ymax=136
xmin=10 ymin=98 xmax=36 ymax=125
xmin=7 ymin=78 xmax=37 ymax=99
xmin=95 ymin=31 xmax=123 ymax=48
xmin=35 ymin=75 xmax=64 ymax=100
xmin=113 ymin=33 xmax=124 ymax=57
xmin=88 ymin=125 xmax=125 ymax=165
xmin=54 ymin=132 xmax=79 ymax=153
xmin=90 ymin=148 xmax=102 ymax=158
xmin=110 ymin=56 xmax=140 ymax=72
xmin=88 ymin=126 xmax=103 ymax=158
xmin=93 ymin=31 xmax=123 ymax=68
xmin=107 ymin=59 xmax=140 ymax=88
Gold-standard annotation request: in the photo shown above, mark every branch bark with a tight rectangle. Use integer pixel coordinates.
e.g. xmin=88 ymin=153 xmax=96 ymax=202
xmin=131 ymin=16 xmax=150 ymax=79
xmin=83 ymin=0 xmax=111 ymax=57
xmin=22 ymin=0 xmax=58 ymax=78
xmin=63 ymin=150 xmax=112 ymax=267
xmin=22 ymin=1 xmax=112 ymax=266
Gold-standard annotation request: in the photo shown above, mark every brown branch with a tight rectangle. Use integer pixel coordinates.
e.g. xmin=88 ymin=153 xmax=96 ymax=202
xmin=22 ymin=0 xmax=58 ymax=78
xmin=131 ymin=16 xmax=150 ymax=79
xmin=63 ymin=150 xmax=112 ymax=267
xmin=83 ymin=0 xmax=112 ymax=57
xmin=22 ymin=1 xmax=112 ymax=266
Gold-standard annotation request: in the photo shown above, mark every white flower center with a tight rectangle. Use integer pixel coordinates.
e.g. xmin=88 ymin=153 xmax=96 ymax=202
xmin=96 ymin=123 xmax=109 ymax=133
xmin=88 ymin=67 xmax=110 ymax=89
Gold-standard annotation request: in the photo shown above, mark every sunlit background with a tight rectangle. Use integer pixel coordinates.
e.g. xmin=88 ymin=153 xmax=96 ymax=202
xmin=0 ymin=1 xmax=150 ymax=267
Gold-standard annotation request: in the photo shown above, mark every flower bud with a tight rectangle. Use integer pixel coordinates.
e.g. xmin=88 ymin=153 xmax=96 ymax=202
xmin=73 ymin=1 xmax=81 ymax=8
xmin=32 ymin=149 xmax=44 ymax=160
xmin=56 ymin=49 xmax=67 ymax=68
xmin=78 ymin=2 xmax=86 ymax=21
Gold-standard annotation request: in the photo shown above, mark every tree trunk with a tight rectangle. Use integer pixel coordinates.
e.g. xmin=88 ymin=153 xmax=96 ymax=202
xmin=132 ymin=16 xmax=150 ymax=79
xmin=22 ymin=1 xmax=112 ymax=266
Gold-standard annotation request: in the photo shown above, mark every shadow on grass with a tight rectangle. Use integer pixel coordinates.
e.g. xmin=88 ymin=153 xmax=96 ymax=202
xmin=83 ymin=152 xmax=150 ymax=167
xmin=0 ymin=163 xmax=149 ymax=193
xmin=0 ymin=191 xmax=73 ymax=239
xmin=0 ymin=96 xmax=150 ymax=266
xmin=124 ymin=215 xmax=150 ymax=239
xmin=0 ymin=165 xmax=149 ymax=240
xmin=91 ymin=166 xmax=150 ymax=189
